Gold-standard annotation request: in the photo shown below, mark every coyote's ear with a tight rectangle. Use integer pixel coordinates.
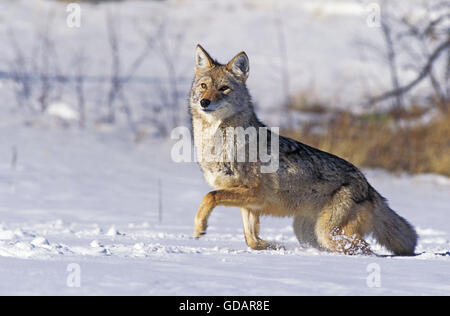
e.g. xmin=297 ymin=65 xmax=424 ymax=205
xmin=226 ymin=52 xmax=249 ymax=82
xmin=195 ymin=44 xmax=214 ymax=74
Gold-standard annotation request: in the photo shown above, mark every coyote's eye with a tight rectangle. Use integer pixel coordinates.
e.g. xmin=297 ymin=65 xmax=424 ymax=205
xmin=200 ymin=83 xmax=207 ymax=89
xmin=219 ymin=86 xmax=230 ymax=92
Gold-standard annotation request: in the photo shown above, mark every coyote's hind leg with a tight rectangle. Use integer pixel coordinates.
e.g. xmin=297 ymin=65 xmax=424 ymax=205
xmin=315 ymin=186 xmax=374 ymax=255
xmin=293 ymin=214 xmax=320 ymax=249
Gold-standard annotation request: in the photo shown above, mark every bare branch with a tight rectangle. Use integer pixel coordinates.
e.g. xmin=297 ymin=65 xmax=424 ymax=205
xmin=380 ymin=19 xmax=404 ymax=111
xmin=368 ymin=38 xmax=450 ymax=104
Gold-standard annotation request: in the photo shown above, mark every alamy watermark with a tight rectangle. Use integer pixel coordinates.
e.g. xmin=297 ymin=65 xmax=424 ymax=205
xmin=171 ymin=125 xmax=280 ymax=173
xmin=366 ymin=3 xmax=381 ymax=28
xmin=366 ymin=263 xmax=381 ymax=288
xmin=66 ymin=3 xmax=82 ymax=28
xmin=66 ymin=263 xmax=81 ymax=288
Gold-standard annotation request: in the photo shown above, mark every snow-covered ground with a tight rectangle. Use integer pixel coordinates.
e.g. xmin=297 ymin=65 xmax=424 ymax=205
xmin=0 ymin=126 xmax=449 ymax=295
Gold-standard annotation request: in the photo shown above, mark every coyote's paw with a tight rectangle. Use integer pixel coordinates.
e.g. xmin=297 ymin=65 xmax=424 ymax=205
xmin=194 ymin=219 xmax=207 ymax=239
xmin=264 ymin=241 xmax=286 ymax=251
xmin=247 ymin=238 xmax=285 ymax=251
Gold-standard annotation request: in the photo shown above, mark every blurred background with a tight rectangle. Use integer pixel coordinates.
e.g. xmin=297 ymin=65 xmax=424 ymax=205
xmin=0 ymin=0 xmax=449 ymax=175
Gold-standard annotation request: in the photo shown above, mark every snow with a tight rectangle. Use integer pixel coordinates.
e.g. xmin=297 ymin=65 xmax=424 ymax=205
xmin=46 ymin=102 xmax=80 ymax=121
xmin=0 ymin=126 xmax=449 ymax=295
xmin=0 ymin=0 xmax=448 ymax=296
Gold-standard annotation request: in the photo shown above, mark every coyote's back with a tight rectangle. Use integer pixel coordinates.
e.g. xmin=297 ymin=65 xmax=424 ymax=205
xmin=189 ymin=44 xmax=417 ymax=256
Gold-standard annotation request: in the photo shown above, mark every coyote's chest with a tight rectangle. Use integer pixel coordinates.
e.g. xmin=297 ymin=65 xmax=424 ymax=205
xmin=192 ymin=118 xmax=259 ymax=189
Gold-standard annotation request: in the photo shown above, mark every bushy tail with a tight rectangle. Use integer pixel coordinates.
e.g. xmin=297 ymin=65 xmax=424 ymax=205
xmin=370 ymin=188 xmax=418 ymax=256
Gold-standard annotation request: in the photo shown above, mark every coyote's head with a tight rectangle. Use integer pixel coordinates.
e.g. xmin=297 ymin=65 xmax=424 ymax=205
xmin=190 ymin=45 xmax=251 ymax=121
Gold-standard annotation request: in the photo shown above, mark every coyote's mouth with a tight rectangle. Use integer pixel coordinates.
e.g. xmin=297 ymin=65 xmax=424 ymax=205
xmin=200 ymin=99 xmax=226 ymax=113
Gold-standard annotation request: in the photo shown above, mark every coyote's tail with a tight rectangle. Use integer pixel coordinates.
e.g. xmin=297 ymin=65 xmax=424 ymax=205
xmin=370 ymin=187 xmax=417 ymax=256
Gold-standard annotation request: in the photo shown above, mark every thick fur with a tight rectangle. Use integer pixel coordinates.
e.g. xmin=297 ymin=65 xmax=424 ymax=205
xmin=190 ymin=45 xmax=417 ymax=256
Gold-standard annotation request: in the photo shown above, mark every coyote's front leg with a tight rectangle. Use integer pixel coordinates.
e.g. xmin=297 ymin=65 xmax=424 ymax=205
xmin=193 ymin=188 xmax=260 ymax=238
xmin=240 ymin=208 xmax=280 ymax=250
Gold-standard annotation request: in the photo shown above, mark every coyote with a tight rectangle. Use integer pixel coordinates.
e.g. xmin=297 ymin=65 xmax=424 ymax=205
xmin=190 ymin=45 xmax=417 ymax=256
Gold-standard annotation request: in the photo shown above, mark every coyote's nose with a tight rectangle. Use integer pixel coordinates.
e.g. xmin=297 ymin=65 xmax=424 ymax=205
xmin=200 ymin=99 xmax=211 ymax=108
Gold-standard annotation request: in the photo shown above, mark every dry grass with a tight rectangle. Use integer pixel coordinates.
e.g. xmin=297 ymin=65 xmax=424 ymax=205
xmin=287 ymin=92 xmax=329 ymax=114
xmin=284 ymin=107 xmax=450 ymax=177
